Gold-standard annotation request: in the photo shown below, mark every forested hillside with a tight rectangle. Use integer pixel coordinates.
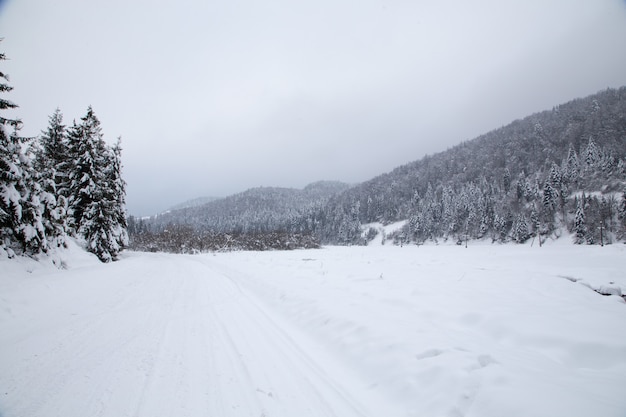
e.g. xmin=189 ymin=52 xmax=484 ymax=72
xmin=130 ymin=87 xmax=626 ymax=252
xmin=320 ymin=87 xmax=626 ymax=246
xmin=128 ymin=181 xmax=349 ymax=252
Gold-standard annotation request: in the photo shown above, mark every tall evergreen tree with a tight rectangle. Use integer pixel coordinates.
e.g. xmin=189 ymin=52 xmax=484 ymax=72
xmin=65 ymin=106 xmax=107 ymax=232
xmin=34 ymin=108 xmax=68 ymax=247
xmin=562 ymin=145 xmax=580 ymax=188
xmin=0 ymin=47 xmax=47 ymax=255
xmin=37 ymin=108 xmax=67 ymax=189
xmin=64 ymin=107 xmax=128 ymax=261
xmin=512 ymin=213 xmax=530 ymax=243
xmin=574 ymin=197 xmax=586 ymax=244
xmin=0 ymin=50 xmax=19 ymax=128
xmin=584 ymin=137 xmax=600 ymax=172
xmin=100 ymin=138 xmax=128 ymax=257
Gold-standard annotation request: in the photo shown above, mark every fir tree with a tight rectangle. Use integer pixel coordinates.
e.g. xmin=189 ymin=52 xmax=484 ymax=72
xmin=530 ymin=207 xmax=541 ymax=246
xmin=37 ymin=108 xmax=68 ymax=190
xmin=584 ymin=137 xmax=599 ymax=172
xmin=0 ymin=50 xmax=19 ymax=128
xmin=1 ymin=125 xmax=25 ymax=254
xmin=102 ymin=138 xmax=128 ymax=257
xmin=563 ymin=145 xmax=579 ymax=185
xmin=65 ymin=106 xmax=108 ymax=232
xmin=34 ymin=108 xmax=68 ymax=247
xmin=512 ymin=213 xmax=530 ymax=243
xmin=0 ymin=47 xmax=47 ymax=255
xmin=619 ymin=191 xmax=626 ymax=240
xmin=574 ymin=198 xmax=586 ymax=244
xmin=503 ymin=168 xmax=511 ymax=194
xmin=65 ymin=107 xmax=128 ymax=261
xmin=542 ymin=180 xmax=557 ymax=214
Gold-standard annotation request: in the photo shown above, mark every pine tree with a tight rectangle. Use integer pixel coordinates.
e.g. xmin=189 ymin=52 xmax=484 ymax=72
xmin=0 ymin=47 xmax=47 ymax=255
xmin=574 ymin=197 xmax=586 ymax=244
xmin=102 ymin=138 xmax=128 ymax=256
xmin=512 ymin=213 xmax=530 ymax=243
xmin=563 ymin=145 xmax=579 ymax=185
xmin=64 ymin=107 xmax=128 ymax=261
xmin=515 ymin=172 xmax=529 ymax=202
xmin=37 ymin=109 xmax=68 ymax=189
xmin=503 ymin=168 xmax=511 ymax=194
xmin=584 ymin=137 xmax=599 ymax=172
xmin=81 ymin=187 xmax=118 ymax=262
xmin=18 ymin=155 xmax=47 ymax=254
xmin=1 ymin=125 xmax=26 ymax=254
xmin=0 ymin=50 xmax=19 ymax=128
xmin=619 ymin=191 xmax=626 ymax=240
xmin=542 ymin=180 xmax=556 ymax=213
xmin=530 ymin=207 xmax=541 ymax=246
xmin=34 ymin=108 xmax=68 ymax=247
xmin=65 ymin=106 xmax=107 ymax=233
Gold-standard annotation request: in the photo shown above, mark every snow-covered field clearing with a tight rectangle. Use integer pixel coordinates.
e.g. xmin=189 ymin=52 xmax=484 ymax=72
xmin=1 ymin=241 xmax=625 ymax=417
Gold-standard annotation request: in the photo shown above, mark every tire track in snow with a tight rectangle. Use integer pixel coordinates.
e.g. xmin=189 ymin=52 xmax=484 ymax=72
xmin=1 ymin=253 xmax=401 ymax=417
xmin=189 ymin=255 xmax=399 ymax=417
xmin=131 ymin=266 xmax=188 ymax=417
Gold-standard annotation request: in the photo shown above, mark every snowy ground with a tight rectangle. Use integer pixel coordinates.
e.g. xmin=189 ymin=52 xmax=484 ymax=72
xmin=1 ymin=240 xmax=625 ymax=417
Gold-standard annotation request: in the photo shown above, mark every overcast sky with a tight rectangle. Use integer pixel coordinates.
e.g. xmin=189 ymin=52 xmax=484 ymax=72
xmin=2 ymin=0 xmax=626 ymax=216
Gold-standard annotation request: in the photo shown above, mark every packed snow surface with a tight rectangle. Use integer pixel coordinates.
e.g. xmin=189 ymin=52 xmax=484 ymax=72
xmin=1 ymin=241 xmax=625 ymax=417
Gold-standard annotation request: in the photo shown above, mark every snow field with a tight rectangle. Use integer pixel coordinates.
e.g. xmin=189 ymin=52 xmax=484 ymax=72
xmin=1 ymin=241 xmax=625 ymax=417
xmin=211 ymin=242 xmax=626 ymax=417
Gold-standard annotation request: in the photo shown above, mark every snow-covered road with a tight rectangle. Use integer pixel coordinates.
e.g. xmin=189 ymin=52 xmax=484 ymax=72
xmin=0 ymin=252 xmax=397 ymax=417
xmin=1 ymin=242 xmax=625 ymax=417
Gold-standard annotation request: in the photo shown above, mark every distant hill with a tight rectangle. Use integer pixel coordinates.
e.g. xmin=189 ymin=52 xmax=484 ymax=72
xmin=129 ymin=87 xmax=626 ymax=251
xmin=141 ymin=181 xmax=351 ymax=234
xmin=167 ymin=196 xmax=219 ymax=211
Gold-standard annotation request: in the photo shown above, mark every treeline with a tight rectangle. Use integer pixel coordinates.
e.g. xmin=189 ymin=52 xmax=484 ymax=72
xmin=1 ymin=50 xmax=127 ymax=261
xmin=128 ymin=222 xmax=319 ymax=253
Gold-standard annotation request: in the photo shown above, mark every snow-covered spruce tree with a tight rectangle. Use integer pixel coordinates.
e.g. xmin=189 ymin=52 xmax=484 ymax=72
xmin=574 ymin=197 xmax=586 ymax=244
xmin=65 ymin=107 xmax=128 ymax=261
xmin=65 ymin=109 xmax=102 ymax=232
xmin=563 ymin=145 xmax=580 ymax=186
xmin=512 ymin=213 xmax=530 ymax=243
xmin=541 ymin=179 xmax=557 ymax=232
xmin=88 ymin=138 xmax=128 ymax=260
xmin=584 ymin=138 xmax=600 ymax=172
xmin=0 ymin=49 xmax=47 ymax=256
xmin=619 ymin=191 xmax=626 ymax=241
xmin=33 ymin=108 xmax=68 ymax=247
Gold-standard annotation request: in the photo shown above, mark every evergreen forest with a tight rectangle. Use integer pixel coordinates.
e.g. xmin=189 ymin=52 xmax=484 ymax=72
xmin=0 ymin=49 xmax=128 ymax=262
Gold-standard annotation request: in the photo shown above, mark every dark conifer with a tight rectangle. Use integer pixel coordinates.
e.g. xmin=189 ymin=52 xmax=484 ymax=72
xmin=0 ymin=47 xmax=47 ymax=255
xmin=574 ymin=197 xmax=586 ymax=244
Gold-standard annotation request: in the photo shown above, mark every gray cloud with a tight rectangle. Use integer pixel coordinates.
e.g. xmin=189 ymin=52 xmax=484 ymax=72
xmin=1 ymin=0 xmax=626 ymax=215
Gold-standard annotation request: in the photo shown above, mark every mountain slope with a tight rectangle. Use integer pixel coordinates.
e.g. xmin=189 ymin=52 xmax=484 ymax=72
xmin=317 ymin=87 xmax=626 ymax=244
xmin=144 ymin=181 xmax=351 ymax=234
